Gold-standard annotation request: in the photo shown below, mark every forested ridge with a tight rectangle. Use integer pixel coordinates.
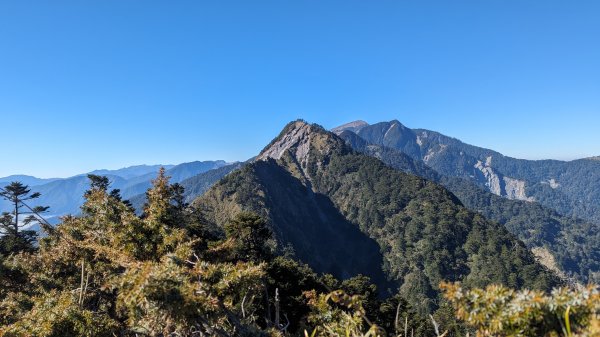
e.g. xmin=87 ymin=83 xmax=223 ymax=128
xmin=339 ymin=130 xmax=600 ymax=283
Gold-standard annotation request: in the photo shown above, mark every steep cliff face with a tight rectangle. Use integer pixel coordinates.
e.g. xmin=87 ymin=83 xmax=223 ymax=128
xmin=474 ymin=157 xmax=534 ymax=202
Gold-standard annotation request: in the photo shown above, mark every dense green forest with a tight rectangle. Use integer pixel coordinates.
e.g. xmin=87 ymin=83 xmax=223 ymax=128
xmin=338 ymin=130 xmax=600 ymax=284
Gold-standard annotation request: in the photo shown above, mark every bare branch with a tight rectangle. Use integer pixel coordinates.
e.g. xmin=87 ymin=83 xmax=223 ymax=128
xmin=241 ymin=290 xmax=248 ymax=319
xmin=79 ymin=259 xmax=85 ymax=306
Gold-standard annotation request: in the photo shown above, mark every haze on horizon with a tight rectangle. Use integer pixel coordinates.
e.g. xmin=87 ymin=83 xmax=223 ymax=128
xmin=1 ymin=1 xmax=598 ymax=178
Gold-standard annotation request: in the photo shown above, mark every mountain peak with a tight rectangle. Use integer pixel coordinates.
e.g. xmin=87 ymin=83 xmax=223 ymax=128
xmin=256 ymin=120 xmax=350 ymax=179
xmin=331 ymin=120 xmax=369 ymax=135
xmin=257 ymin=120 xmax=336 ymax=160
xmin=258 ymin=120 xmax=314 ymax=160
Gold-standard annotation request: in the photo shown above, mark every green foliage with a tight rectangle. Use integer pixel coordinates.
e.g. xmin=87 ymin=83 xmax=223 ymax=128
xmin=264 ymin=257 xmax=330 ymax=332
xmin=224 ymin=212 xmax=276 ymax=262
xmin=305 ymin=289 xmax=385 ymax=337
xmin=341 ymin=132 xmax=600 ymax=284
xmin=196 ymin=159 xmax=390 ymax=291
xmin=318 ymin=152 xmax=558 ymax=303
xmin=0 ymin=228 xmax=37 ymax=257
xmin=0 ymin=166 xmax=446 ymax=336
xmin=1 ymin=290 xmax=119 ymax=337
xmin=442 ymin=282 xmax=600 ymax=337
xmin=3 ymin=121 xmax=596 ymax=337
xmin=0 ymin=172 xmax=273 ymax=336
xmin=115 ymin=251 xmax=266 ymax=336
xmin=0 ymin=181 xmax=49 ymax=256
xmin=350 ymin=121 xmax=600 ymax=226
xmin=442 ymin=176 xmax=600 ymax=284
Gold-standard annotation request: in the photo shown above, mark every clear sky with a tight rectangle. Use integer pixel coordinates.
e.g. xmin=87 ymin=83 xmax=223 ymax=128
xmin=1 ymin=1 xmax=599 ymax=178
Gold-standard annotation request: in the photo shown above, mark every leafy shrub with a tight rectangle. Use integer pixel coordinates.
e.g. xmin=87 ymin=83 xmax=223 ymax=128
xmin=441 ymin=282 xmax=600 ymax=337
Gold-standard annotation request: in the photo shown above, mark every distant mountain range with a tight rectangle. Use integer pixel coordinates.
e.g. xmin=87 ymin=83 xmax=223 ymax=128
xmin=0 ymin=175 xmax=61 ymax=187
xmin=0 ymin=161 xmax=231 ymax=222
xmin=334 ymin=120 xmax=600 ymax=225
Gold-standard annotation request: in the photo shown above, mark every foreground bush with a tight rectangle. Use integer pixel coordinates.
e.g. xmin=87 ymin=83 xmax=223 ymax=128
xmin=442 ymin=282 xmax=600 ymax=337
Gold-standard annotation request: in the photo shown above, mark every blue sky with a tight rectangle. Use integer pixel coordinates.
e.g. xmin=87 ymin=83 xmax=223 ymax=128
xmin=1 ymin=1 xmax=599 ymax=178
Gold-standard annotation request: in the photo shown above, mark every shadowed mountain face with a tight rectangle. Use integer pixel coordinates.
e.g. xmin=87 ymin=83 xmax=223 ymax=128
xmin=337 ymin=131 xmax=600 ymax=283
xmin=334 ymin=120 xmax=600 ymax=226
xmin=194 ymin=121 xmax=558 ymax=306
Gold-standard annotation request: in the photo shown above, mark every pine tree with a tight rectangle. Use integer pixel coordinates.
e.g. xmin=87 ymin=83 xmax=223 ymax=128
xmin=0 ymin=182 xmax=48 ymax=255
xmin=224 ymin=212 xmax=275 ymax=262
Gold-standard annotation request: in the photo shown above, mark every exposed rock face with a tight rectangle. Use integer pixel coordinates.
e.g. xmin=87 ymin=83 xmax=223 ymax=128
xmin=504 ymin=177 xmax=534 ymax=202
xmin=335 ymin=119 xmax=600 ymax=225
xmin=549 ymin=179 xmax=560 ymax=189
xmin=257 ymin=121 xmax=348 ymax=185
xmin=474 ymin=158 xmax=534 ymax=202
xmin=422 ymin=144 xmax=448 ymax=164
xmin=198 ymin=119 xmax=560 ymax=299
xmin=257 ymin=121 xmax=313 ymax=167
xmin=474 ymin=159 xmax=502 ymax=195
xmin=542 ymin=178 xmax=560 ymax=189
xmin=531 ymin=247 xmax=566 ymax=279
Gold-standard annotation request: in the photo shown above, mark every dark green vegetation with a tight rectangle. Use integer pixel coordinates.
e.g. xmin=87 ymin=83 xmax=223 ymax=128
xmin=443 ymin=178 xmax=600 ymax=283
xmin=195 ymin=121 xmax=559 ymax=312
xmin=335 ymin=120 xmax=600 ymax=226
xmin=337 ymin=127 xmax=600 ymax=284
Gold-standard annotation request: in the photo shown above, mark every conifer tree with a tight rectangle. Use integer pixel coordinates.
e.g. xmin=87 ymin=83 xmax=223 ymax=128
xmin=143 ymin=168 xmax=188 ymax=229
xmin=224 ymin=212 xmax=275 ymax=262
xmin=0 ymin=182 xmax=48 ymax=255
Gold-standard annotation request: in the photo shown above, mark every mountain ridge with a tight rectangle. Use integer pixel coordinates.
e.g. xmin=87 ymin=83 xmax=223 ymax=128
xmin=336 ymin=130 xmax=600 ymax=283
xmin=334 ymin=120 xmax=600 ymax=225
xmin=194 ymin=120 xmax=559 ymax=309
xmin=0 ymin=160 xmax=230 ymax=222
